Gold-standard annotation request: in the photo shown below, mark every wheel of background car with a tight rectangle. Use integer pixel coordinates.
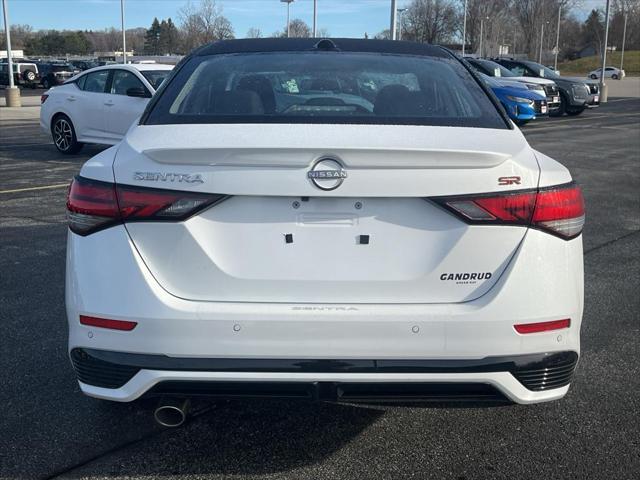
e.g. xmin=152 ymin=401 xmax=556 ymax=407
xmin=549 ymin=93 xmax=567 ymax=117
xmin=612 ymin=74 xmax=618 ymax=80
xmin=565 ymin=107 xmax=585 ymax=116
xmin=42 ymin=78 xmax=50 ymax=89
xmin=23 ymin=70 xmax=36 ymax=82
xmin=52 ymin=115 xmax=83 ymax=154
xmin=590 ymin=74 xmax=597 ymax=79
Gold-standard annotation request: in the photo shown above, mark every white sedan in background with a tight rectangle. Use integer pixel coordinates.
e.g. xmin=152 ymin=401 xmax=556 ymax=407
xmin=588 ymin=66 xmax=625 ymax=80
xmin=40 ymin=63 xmax=174 ymax=154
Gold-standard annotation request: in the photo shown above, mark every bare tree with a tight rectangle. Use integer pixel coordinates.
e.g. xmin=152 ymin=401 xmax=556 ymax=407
xmin=179 ymin=0 xmax=234 ymax=52
xmin=402 ymin=0 xmax=458 ymax=44
xmin=0 ymin=24 xmax=33 ymax=49
xmin=275 ymin=19 xmax=312 ymax=38
xmin=246 ymin=27 xmax=262 ymax=38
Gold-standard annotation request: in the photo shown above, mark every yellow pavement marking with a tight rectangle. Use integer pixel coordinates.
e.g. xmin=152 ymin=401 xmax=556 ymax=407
xmin=0 ymin=183 xmax=68 ymax=194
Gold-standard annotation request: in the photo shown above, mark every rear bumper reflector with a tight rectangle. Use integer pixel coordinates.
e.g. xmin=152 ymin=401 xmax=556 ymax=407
xmin=514 ymin=319 xmax=570 ymax=334
xmin=79 ymin=315 xmax=138 ymax=331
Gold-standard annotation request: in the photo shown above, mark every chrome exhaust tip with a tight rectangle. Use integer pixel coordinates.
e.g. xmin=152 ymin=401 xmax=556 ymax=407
xmin=154 ymin=398 xmax=190 ymax=427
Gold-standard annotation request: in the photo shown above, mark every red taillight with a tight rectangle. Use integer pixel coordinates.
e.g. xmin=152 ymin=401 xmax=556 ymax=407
xmin=41 ymin=94 xmax=49 ymax=104
xmin=432 ymin=182 xmax=584 ymax=239
xmin=531 ymin=185 xmax=585 ymax=239
xmin=66 ymin=176 xmax=227 ymax=236
xmin=514 ymin=319 xmax=571 ymax=334
xmin=67 ymin=177 xmax=119 ymax=235
xmin=80 ymin=315 xmax=137 ymax=331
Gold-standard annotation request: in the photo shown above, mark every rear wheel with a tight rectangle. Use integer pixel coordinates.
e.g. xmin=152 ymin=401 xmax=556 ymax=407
xmin=52 ymin=115 xmax=83 ymax=154
xmin=612 ymin=74 xmax=618 ymax=80
xmin=590 ymin=74 xmax=597 ymax=79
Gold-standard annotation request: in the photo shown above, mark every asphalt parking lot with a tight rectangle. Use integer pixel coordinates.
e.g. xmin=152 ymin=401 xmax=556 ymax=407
xmin=1 ymin=94 xmax=639 ymax=480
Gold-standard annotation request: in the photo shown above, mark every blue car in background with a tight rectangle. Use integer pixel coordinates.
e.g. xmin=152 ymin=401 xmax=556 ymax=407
xmin=480 ymin=73 xmax=547 ymax=126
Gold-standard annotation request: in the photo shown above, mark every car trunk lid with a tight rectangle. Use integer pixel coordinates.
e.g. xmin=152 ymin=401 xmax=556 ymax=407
xmin=113 ymin=123 xmax=538 ymax=304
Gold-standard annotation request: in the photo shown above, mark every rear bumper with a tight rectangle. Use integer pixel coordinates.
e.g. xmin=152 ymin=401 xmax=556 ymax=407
xmin=67 ymin=225 xmax=584 ymax=404
xmin=72 ymin=348 xmax=578 ymax=404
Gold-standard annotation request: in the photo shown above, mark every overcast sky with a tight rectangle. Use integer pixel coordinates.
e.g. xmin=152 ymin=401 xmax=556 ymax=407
xmin=3 ymin=0 xmax=610 ymax=37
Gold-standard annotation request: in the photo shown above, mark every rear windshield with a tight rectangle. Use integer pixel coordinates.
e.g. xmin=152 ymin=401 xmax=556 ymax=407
xmin=144 ymin=52 xmax=507 ymax=129
xmin=141 ymin=70 xmax=171 ymax=90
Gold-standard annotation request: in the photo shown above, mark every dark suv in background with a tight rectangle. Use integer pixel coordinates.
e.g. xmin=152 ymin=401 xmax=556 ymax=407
xmin=37 ymin=63 xmax=80 ymax=89
xmin=493 ymin=58 xmax=599 ymax=116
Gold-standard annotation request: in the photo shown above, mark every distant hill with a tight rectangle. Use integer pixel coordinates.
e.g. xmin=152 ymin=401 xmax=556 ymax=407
xmin=558 ymin=51 xmax=639 ymax=76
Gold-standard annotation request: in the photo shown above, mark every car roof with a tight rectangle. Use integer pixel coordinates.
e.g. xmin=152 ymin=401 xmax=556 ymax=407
xmin=80 ymin=63 xmax=174 ymax=74
xmin=195 ymin=38 xmax=450 ymax=58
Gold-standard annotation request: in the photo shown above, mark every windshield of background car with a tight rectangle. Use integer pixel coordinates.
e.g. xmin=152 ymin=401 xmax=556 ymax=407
xmin=523 ymin=61 xmax=559 ymax=79
xmin=145 ymin=52 xmax=507 ymax=129
xmin=51 ymin=65 xmax=70 ymax=71
xmin=473 ymin=59 xmax=515 ymax=78
xmin=479 ymin=73 xmax=501 ymax=88
xmin=141 ymin=70 xmax=171 ymax=90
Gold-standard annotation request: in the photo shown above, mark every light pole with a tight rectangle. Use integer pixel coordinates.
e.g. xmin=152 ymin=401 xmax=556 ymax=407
xmin=599 ymin=0 xmax=611 ymax=102
xmin=538 ymin=21 xmax=548 ymax=64
xmin=397 ymin=8 xmax=407 ymax=41
xmin=461 ymin=0 xmax=467 ymax=55
xmin=312 ymin=0 xmax=317 ymax=37
xmin=390 ymin=0 xmax=397 ymax=40
xmin=479 ymin=17 xmax=488 ymax=57
xmin=553 ymin=5 xmax=561 ymax=70
xmin=620 ymin=13 xmax=628 ymax=72
xmin=2 ymin=0 xmax=20 ymax=107
xmin=281 ymin=0 xmax=295 ymax=38
xmin=120 ymin=0 xmax=126 ymax=63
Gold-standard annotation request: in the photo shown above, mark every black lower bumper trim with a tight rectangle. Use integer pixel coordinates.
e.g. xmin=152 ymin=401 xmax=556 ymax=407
xmin=70 ymin=348 xmax=578 ymax=393
xmin=147 ymin=380 xmax=508 ymax=403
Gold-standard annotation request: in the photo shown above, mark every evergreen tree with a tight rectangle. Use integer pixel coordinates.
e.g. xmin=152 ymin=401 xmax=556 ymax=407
xmin=144 ymin=17 xmax=161 ymax=54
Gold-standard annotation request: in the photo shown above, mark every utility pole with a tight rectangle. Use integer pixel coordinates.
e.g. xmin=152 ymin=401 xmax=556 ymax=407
xmin=397 ymin=8 xmax=407 ymax=41
xmin=599 ymin=0 xmax=611 ymax=102
xmin=281 ymin=0 xmax=295 ymax=38
xmin=554 ymin=5 xmax=561 ymax=70
xmin=2 ymin=0 xmax=20 ymax=107
xmin=390 ymin=0 xmax=397 ymax=40
xmin=620 ymin=13 xmax=628 ymax=72
xmin=538 ymin=22 xmax=545 ymax=63
xmin=462 ymin=0 xmax=467 ymax=55
xmin=313 ymin=0 xmax=317 ymax=37
xmin=120 ymin=0 xmax=126 ymax=63
xmin=479 ymin=19 xmax=484 ymax=57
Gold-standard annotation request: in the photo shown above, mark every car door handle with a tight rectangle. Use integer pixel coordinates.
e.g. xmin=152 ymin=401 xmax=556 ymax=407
xmin=104 ymin=101 xmax=114 ymax=106
xmin=67 ymin=96 xmax=76 ymax=102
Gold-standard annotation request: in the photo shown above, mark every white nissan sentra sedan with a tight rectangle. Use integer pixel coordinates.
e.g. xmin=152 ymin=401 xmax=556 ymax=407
xmin=65 ymin=39 xmax=584 ymax=425
xmin=40 ymin=63 xmax=174 ymax=154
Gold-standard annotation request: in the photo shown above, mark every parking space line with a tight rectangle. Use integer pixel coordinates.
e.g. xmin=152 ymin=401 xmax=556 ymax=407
xmin=0 ymin=142 xmax=53 ymax=149
xmin=0 ymin=183 xmax=68 ymax=194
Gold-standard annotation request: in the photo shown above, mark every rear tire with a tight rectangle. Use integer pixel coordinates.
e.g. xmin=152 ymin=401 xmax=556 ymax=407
xmin=52 ymin=115 xmax=83 ymax=154
xmin=590 ymin=74 xmax=597 ymax=79
xmin=612 ymin=74 xmax=618 ymax=80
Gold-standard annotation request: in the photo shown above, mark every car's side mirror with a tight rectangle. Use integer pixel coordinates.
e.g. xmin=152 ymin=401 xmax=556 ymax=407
xmin=126 ymin=87 xmax=150 ymax=98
